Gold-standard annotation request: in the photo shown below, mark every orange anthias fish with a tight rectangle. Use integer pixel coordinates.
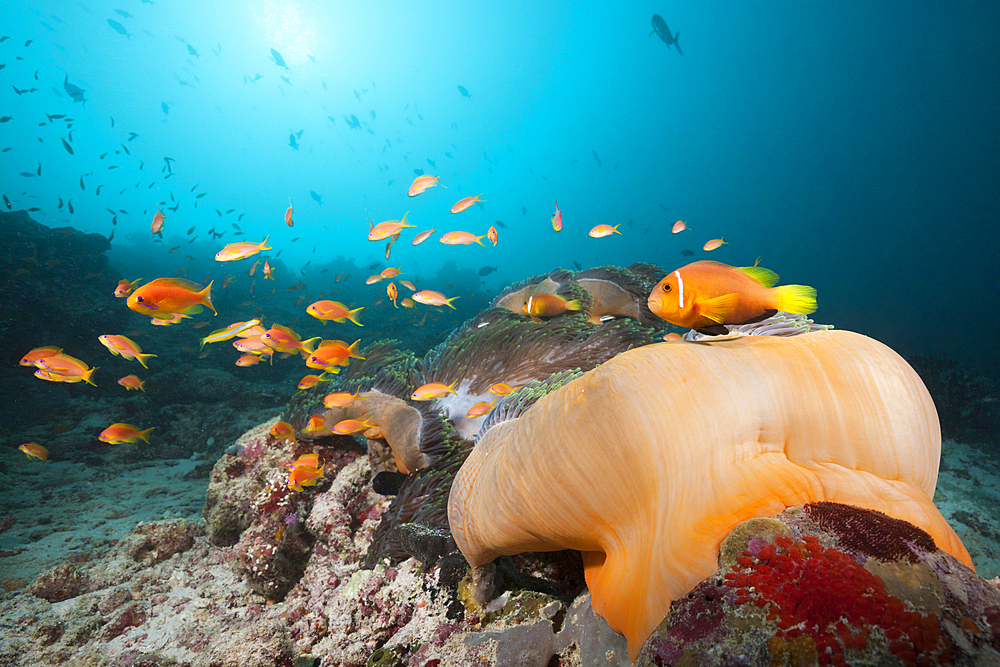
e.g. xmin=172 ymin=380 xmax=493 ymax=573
xmin=288 ymin=453 xmax=321 ymax=470
xmin=525 ymin=293 xmax=582 ymax=320
xmin=34 ymin=353 xmax=98 ymax=385
xmin=285 ymin=198 xmax=294 ymax=227
xmin=412 ymin=290 xmax=459 ymax=309
xmin=400 ymin=280 xmax=416 ymax=292
xmin=99 ymin=422 xmax=154 ymax=444
xmin=487 ymin=226 xmax=498 ymax=246
xmin=99 ymin=334 xmax=158 ymax=369
xmin=408 ymin=175 xmax=443 ymax=197
xmin=369 ymin=212 xmax=414 ymax=241
xmin=647 ymin=260 xmax=818 ymax=335
xmin=332 ymin=418 xmax=375 ymax=436
xmin=297 ymin=374 xmax=330 ymax=390
xmin=151 ymin=206 xmax=166 ymax=235
xmin=589 ymin=224 xmax=621 ymax=238
xmin=270 ymin=421 xmax=296 ymax=441
xmin=450 ymin=193 xmax=485 ymax=214
xmin=262 ymin=260 xmax=274 ymax=280
xmin=703 ymin=238 xmax=727 ymax=251
xmin=20 ymin=345 xmax=62 ymax=366
xmin=387 ymin=282 xmax=398 ymax=307
xmin=19 ymin=442 xmax=48 ymax=462
xmin=235 ymin=354 xmax=261 ymax=367
xmin=288 ymin=461 xmax=324 ymax=492
xmin=323 ymin=390 xmax=365 ymax=408
xmin=215 ymin=235 xmax=272 ymax=262
xmin=551 ymin=201 xmax=563 ymax=231
xmin=380 ymin=267 xmax=402 ymax=279
xmin=488 ymin=382 xmax=516 ymax=396
xmin=305 ymin=339 xmax=364 ymax=371
xmin=306 ymin=301 xmax=364 ymax=326
xmin=114 ymin=278 xmax=141 ymax=298
xmin=411 ymin=228 xmax=436 ymax=246
xmin=118 ymin=374 xmax=145 ymax=391
xmin=301 ymin=415 xmax=327 ymax=436
xmin=411 ymin=381 xmax=457 ymax=401
xmin=465 ymin=400 xmax=494 ymax=418
xmin=127 ymin=278 xmax=216 ymax=319
xmin=261 ymin=324 xmax=320 ymax=356
xmin=672 ymin=220 xmax=688 ymax=234
xmin=439 ymin=231 xmax=486 ymax=246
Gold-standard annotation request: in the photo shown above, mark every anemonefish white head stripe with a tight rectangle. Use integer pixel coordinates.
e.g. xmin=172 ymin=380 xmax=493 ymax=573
xmin=674 ymin=270 xmax=684 ymax=309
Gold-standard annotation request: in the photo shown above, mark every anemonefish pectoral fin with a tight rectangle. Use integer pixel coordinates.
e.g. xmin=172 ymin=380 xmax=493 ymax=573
xmin=695 ymin=324 xmax=731 ymax=336
xmin=736 ymin=265 xmax=780 ymax=288
xmin=697 ymin=293 xmax=739 ymax=324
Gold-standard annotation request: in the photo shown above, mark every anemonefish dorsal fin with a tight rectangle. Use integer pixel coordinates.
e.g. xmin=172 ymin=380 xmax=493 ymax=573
xmin=697 ymin=293 xmax=739 ymax=324
xmin=736 ymin=265 xmax=780 ymax=288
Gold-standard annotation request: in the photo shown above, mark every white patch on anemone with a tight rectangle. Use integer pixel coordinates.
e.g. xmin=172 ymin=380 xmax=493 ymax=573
xmin=428 ymin=379 xmax=494 ymax=441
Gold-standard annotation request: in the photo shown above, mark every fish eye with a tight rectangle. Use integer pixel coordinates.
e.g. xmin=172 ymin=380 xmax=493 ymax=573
xmin=662 ymin=284 xmax=671 ymax=292
xmin=136 ymin=296 xmax=144 ymax=302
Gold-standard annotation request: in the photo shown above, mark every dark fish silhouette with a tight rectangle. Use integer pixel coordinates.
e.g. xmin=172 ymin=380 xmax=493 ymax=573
xmin=681 ymin=249 xmax=694 ymax=257
xmin=63 ymin=75 xmax=86 ymax=103
xmin=187 ymin=44 xmax=199 ymax=57
xmin=494 ymin=220 xmax=507 ymax=229
xmin=280 ymin=75 xmax=291 ymax=85
xmin=369 ymin=110 xmax=376 ymax=120
xmin=478 ymin=266 xmax=498 ymax=276
xmin=115 ymin=9 xmax=132 ymax=18
xmin=343 ymin=114 xmax=361 ymax=130
xmin=457 ymin=85 xmax=471 ymax=99
xmin=270 ymin=48 xmax=288 ymax=70
xmin=427 ymin=158 xmax=436 ymax=168
xmin=61 ymin=137 xmax=74 ymax=154
xmin=2 ymin=194 xmax=10 ymax=209
xmin=107 ymin=18 xmax=132 ymax=39
xmin=161 ymin=102 xmax=169 ymax=114
xmin=650 ymin=14 xmax=682 ymax=55
xmin=288 ymin=133 xmax=299 ymax=150
xmin=0 ymin=116 xmax=10 ymax=122
xmin=310 ymin=190 xmax=322 ymax=205
xmin=592 ymin=150 xmax=602 ymax=167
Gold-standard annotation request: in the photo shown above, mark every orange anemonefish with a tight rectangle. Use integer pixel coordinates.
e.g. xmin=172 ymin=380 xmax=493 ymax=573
xmin=646 ymin=260 xmax=818 ymax=336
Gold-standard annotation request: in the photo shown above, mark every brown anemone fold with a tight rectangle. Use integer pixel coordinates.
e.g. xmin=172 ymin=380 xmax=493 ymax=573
xmin=447 ymin=329 xmax=972 ymax=661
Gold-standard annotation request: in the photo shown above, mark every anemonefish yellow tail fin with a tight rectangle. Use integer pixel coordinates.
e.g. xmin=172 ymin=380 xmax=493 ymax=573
xmin=698 ymin=293 xmax=739 ymax=324
xmin=200 ymin=281 xmax=217 ymax=315
xmin=736 ymin=265 xmax=780 ymax=288
xmin=565 ymin=299 xmax=583 ymax=311
xmin=774 ymin=284 xmax=818 ymax=315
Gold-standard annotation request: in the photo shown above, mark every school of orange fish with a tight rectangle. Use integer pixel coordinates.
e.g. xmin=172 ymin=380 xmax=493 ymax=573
xmin=18 ymin=172 xmax=816 ymax=496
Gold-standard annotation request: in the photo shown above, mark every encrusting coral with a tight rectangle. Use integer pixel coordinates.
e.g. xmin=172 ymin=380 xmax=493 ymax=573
xmin=448 ymin=329 xmax=973 ymax=660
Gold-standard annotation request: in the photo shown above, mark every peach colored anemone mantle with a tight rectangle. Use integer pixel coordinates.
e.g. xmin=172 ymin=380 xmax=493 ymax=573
xmin=447 ymin=329 xmax=973 ymax=661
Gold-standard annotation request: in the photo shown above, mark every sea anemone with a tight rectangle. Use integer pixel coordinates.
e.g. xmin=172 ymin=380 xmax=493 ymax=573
xmin=448 ymin=329 xmax=973 ymax=660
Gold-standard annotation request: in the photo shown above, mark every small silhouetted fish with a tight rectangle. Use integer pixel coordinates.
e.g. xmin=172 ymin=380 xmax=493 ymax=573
xmin=354 ymin=89 xmax=361 ymax=100
xmin=522 ymin=206 xmax=527 ymax=215
xmin=478 ymin=266 xmax=498 ymax=276
xmin=36 ymin=162 xmax=41 ymax=175
xmin=310 ymin=190 xmax=322 ymax=205
xmin=195 ymin=192 xmax=206 ymax=198
xmin=187 ymin=43 xmax=198 ymax=57
xmin=61 ymin=137 xmax=74 ymax=154
xmin=372 ymin=471 xmax=408 ymax=496
xmin=427 ymin=158 xmax=436 ymax=168
xmin=79 ymin=175 xmax=85 ymax=190
xmin=107 ymin=18 xmax=131 ymax=38
xmin=494 ymin=220 xmax=507 ymax=229
xmin=96 ymin=185 xmax=103 ymax=195
xmin=27 ymin=207 xmax=40 ymax=212
xmin=115 ymin=9 xmax=132 ymax=18
xmin=413 ymin=168 xmax=424 ymax=176
xmin=161 ymin=102 xmax=169 ymax=114
xmin=659 ymin=203 xmax=668 ymax=210
xmin=0 ymin=116 xmax=10 ymax=123
xmin=63 ymin=75 xmax=86 ymax=103
xmin=288 ymin=133 xmax=299 ymax=150
xmin=270 ymin=48 xmax=288 ymax=70
xmin=127 ymin=132 xmax=139 ymax=141
xmin=457 ymin=85 xmax=471 ymax=99
xmin=681 ymin=249 xmax=694 ymax=256
xmin=573 ymin=261 xmax=583 ymax=271
xmin=592 ymin=150 xmax=602 ymax=167
xmin=2 ymin=194 xmax=10 ymax=209
xmin=67 ymin=199 xmax=74 ymax=213
xmin=280 ymin=75 xmax=290 ymax=85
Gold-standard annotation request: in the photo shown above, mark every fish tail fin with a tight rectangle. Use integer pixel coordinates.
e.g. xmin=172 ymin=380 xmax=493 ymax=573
xmin=84 ymin=367 xmax=99 ymax=386
xmin=200 ymin=281 xmax=217 ymax=315
xmin=773 ymin=285 xmax=818 ymax=315
xmin=565 ymin=299 xmax=582 ymax=311
xmin=649 ymin=29 xmax=656 ymax=37
xmin=300 ymin=337 xmax=321 ymax=355
xmin=260 ymin=234 xmax=271 ymax=251
xmin=614 ymin=225 xmax=622 ymax=235
xmin=476 ymin=235 xmax=486 ymax=247
xmin=137 ymin=353 xmax=157 ymax=369
xmin=347 ymin=339 xmax=365 ymax=360
xmin=139 ymin=427 xmax=155 ymax=443
xmin=446 ymin=296 xmax=460 ymax=309
xmin=674 ymin=34 xmax=683 ymax=56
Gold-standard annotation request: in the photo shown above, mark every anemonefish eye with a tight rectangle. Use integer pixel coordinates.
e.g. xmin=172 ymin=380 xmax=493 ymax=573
xmin=662 ymin=284 xmax=671 ymax=292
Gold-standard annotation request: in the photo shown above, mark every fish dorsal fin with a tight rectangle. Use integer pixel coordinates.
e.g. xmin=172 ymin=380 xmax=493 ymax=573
xmin=736 ymin=265 xmax=779 ymax=288
xmin=148 ymin=277 xmax=205 ymax=291
xmin=272 ymin=323 xmax=300 ymax=340
xmin=697 ymin=293 xmax=739 ymax=324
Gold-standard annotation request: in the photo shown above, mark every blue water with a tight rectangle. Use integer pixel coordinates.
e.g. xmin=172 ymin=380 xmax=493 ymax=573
xmin=2 ymin=1 xmax=998 ymax=372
